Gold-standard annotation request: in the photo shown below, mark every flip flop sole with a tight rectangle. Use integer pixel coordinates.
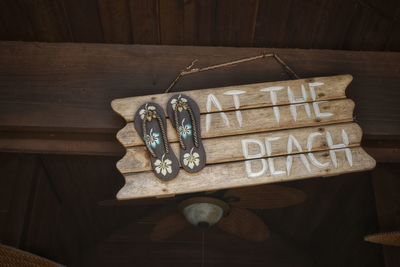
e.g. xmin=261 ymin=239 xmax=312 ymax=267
xmin=167 ymin=94 xmax=206 ymax=173
xmin=134 ymin=102 xmax=179 ymax=181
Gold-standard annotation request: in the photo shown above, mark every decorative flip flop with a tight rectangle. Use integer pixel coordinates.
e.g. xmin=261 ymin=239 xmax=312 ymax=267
xmin=134 ymin=103 xmax=180 ymax=181
xmin=167 ymin=94 xmax=206 ymax=173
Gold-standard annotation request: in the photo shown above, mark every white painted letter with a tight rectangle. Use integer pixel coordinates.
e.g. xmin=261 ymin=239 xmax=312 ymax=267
xmin=205 ymin=94 xmax=230 ymax=132
xmin=326 ymin=129 xmax=353 ymax=168
xmin=288 ymin=85 xmax=311 ymax=121
xmin=308 ymin=82 xmax=324 ymax=101
xmin=265 ymin=137 xmax=286 ymax=176
xmin=260 ymin=86 xmax=284 ymax=123
xmin=224 ymin=90 xmax=246 ymax=127
xmin=313 ymin=101 xmax=333 ymax=119
xmin=286 ymin=135 xmax=311 ymax=175
xmin=309 ymin=82 xmax=332 ymax=119
xmin=307 ymin=132 xmax=329 ymax=168
xmin=241 ymin=139 xmax=267 ymax=178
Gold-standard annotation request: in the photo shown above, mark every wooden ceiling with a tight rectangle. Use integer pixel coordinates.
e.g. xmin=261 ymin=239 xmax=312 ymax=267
xmin=0 ymin=0 xmax=399 ymax=50
xmin=1 ymin=42 xmax=398 ymax=266
xmin=1 ymin=153 xmax=388 ymax=266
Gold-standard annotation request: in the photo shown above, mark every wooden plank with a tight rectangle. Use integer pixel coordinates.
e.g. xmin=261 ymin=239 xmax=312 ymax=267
xmin=21 ymin=0 xmax=72 ymax=42
xmin=117 ymin=147 xmax=376 ymax=199
xmin=117 ymin=122 xmax=362 ymax=174
xmin=310 ymin=0 xmax=357 ymax=49
xmin=129 ymin=0 xmax=160 ymax=44
xmin=98 ymin=0 xmax=132 ymax=43
xmin=183 ymin=0 xmax=196 ymax=45
xmin=0 ymin=42 xmax=400 ymax=156
xmin=0 ymin=0 xmax=36 ymax=41
xmin=280 ymin=0 xmax=325 ymax=48
xmin=111 ymin=75 xmax=352 ymax=123
xmin=159 ymin=0 xmax=183 ymax=45
xmin=196 ymin=0 xmax=217 ymax=46
xmin=117 ymin=99 xmax=355 ymax=147
xmin=253 ymin=0 xmax=292 ymax=47
xmin=214 ymin=0 xmax=233 ymax=46
xmin=1 ymin=42 xmax=399 ymax=136
xmin=212 ymin=0 xmax=259 ymax=47
xmin=0 ymin=135 xmax=123 ymax=156
xmin=63 ymin=0 xmax=104 ymax=42
xmin=343 ymin=1 xmax=392 ymax=50
xmin=230 ymin=0 xmax=259 ymax=46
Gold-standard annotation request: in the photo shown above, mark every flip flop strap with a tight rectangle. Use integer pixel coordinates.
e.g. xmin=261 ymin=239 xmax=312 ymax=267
xmin=142 ymin=112 xmax=169 ymax=157
xmin=174 ymin=104 xmax=199 ymax=150
xmin=187 ymin=106 xmax=199 ymax=148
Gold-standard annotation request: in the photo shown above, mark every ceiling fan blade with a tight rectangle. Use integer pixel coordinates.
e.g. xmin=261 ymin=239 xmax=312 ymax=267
xmin=98 ymin=197 xmax=175 ymax=207
xmin=150 ymin=212 xmax=188 ymax=241
xmin=217 ymin=206 xmax=269 ymax=242
xmin=364 ymin=231 xmax=400 ymax=246
xmin=224 ymin=184 xmax=306 ymax=209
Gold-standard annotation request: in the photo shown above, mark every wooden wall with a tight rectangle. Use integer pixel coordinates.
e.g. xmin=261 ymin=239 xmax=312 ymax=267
xmin=0 ymin=0 xmax=399 ymax=51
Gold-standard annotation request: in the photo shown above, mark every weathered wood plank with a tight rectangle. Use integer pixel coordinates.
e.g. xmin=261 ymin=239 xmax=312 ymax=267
xmin=117 ymin=99 xmax=355 ymax=147
xmin=117 ymin=122 xmax=362 ymax=174
xmin=111 ymin=75 xmax=352 ymax=122
xmin=117 ymin=147 xmax=376 ymax=199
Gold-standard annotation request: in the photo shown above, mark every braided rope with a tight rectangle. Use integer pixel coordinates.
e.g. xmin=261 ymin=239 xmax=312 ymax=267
xmin=187 ymin=105 xmax=199 ymax=148
xmin=142 ymin=117 xmax=156 ymax=157
xmin=156 ymin=114 xmax=169 ymax=154
xmin=174 ymin=107 xmax=186 ymax=150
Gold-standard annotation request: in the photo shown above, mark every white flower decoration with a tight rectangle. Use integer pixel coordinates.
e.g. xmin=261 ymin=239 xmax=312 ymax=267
xmin=139 ymin=104 xmax=156 ymax=120
xmin=183 ymin=148 xmax=200 ymax=169
xmin=178 ymin=118 xmax=192 ymax=139
xmin=171 ymin=94 xmax=188 ymax=112
xmin=144 ymin=128 xmax=160 ymax=148
xmin=154 ymin=154 xmax=172 ymax=176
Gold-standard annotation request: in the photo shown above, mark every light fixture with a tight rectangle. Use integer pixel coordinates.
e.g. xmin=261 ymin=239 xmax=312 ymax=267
xmin=179 ymin=197 xmax=229 ymax=228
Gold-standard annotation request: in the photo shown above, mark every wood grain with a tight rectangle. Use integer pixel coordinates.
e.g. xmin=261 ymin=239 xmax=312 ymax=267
xmin=111 ymin=75 xmax=352 ymax=122
xmin=116 ymin=99 xmax=355 ymax=147
xmin=117 ymin=122 xmax=362 ymax=174
xmin=129 ymin=0 xmax=160 ymax=44
xmin=117 ymin=147 xmax=376 ymax=199
xmin=63 ymin=0 xmax=104 ymax=42
xmin=159 ymin=0 xmax=183 ymax=45
xmin=1 ymin=42 xmax=399 ymax=157
xmin=98 ymin=0 xmax=132 ymax=43
xmin=1 ymin=42 xmax=399 ymax=137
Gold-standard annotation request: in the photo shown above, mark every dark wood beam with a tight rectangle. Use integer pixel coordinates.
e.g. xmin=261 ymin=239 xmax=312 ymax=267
xmin=0 ymin=41 xmax=399 ymax=159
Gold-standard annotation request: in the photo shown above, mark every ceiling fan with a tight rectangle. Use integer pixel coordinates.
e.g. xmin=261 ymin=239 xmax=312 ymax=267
xmin=103 ymin=184 xmax=306 ymax=242
xmin=364 ymin=231 xmax=400 ymax=246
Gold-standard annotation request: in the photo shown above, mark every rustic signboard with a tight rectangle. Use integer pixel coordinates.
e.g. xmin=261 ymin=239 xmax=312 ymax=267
xmin=112 ymin=75 xmax=376 ymax=200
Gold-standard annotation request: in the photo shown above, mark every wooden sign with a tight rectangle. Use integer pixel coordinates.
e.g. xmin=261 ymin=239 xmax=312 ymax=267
xmin=112 ymin=75 xmax=376 ymax=200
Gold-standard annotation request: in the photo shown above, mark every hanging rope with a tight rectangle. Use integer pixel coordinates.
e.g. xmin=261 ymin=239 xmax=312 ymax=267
xmin=164 ymin=52 xmax=300 ymax=93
